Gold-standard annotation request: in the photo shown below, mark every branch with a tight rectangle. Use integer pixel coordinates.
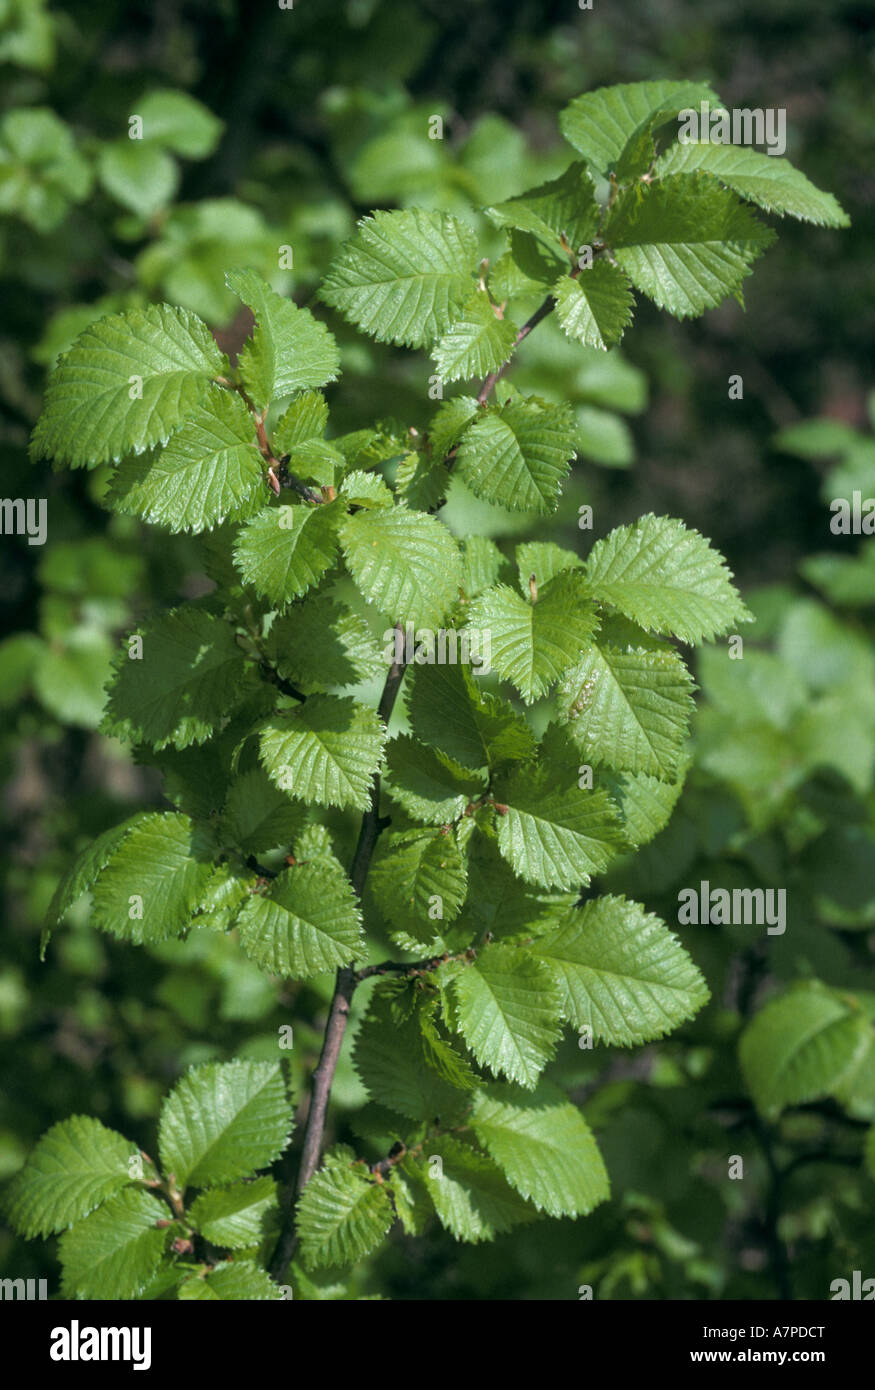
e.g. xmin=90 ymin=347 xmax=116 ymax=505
xmin=269 ymin=272 xmax=570 ymax=1278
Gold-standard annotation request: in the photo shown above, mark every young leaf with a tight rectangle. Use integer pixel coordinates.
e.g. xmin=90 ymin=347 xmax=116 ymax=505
xmin=41 ymin=814 xmax=149 ymax=958
xmin=606 ymin=175 xmax=776 ymax=318
xmin=236 ymin=860 xmax=364 ymax=977
xmin=420 ymin=1136 xmax=535 ymax=1242
xmin=369 ymin=827 xmax=467 ymax=940
xmin=320 ymin=208 xmax=478 ymax=348
xmin=485 ymin=161 xmax=599 ymax=252
xmin=407 ymin=662 xmax=536 ymax=771
xmin=263 ymin=597 xmax=383 ymax=693
xmin=583 ymin=514 xmax=751 ymax=643
xmin=559 ymin=79 xmax=719 ymax=176
xmin=233 ymin=501 xmax=343 ymax=606
xmin=426 ymin=394 xmax=479 ymax=463
xmin=654 ymin=142 xmax=850 ymax=228
xmin=179 ymin=1259 xmax=282 ymax=1300
xmin=102 ymin=607 xmax=260 ymax=750
xmin=225 ymin=267 xmax=340 ymax=406
xmin=158 ymin=1060 xmax=291 ymax=1190
xmin=107 ymin=386 xmax=264 ymax=533
xmin=470 ymin=1082 xmax=610 ymax=1217
xmin=739 ymin=984 xmax=873 ymax=1118
xmin=432 ymin=291 xmax=518 ymax=383
xmin=296 ymin=1160 xmax=394 ymax=1269
xmin=450 ymin=945 xmax=563 ymax=1089
xmin=532 ymin=894 xmax=709 ymax=1044
xmin=455 ymin=399 xmax=578 ymax=514
xmin=188 ymin=1177 xmax=278 ymax=1249
xmin=603 ymin=765 xmax=687 ymax=847
xmin=5 ymin=1116 xmax=138 ymax=1238
xmin=31 ymin=303 xmax=224 ymax=467
xmin=353 ymin=989 xmax=473 ymax=1121
xmin=383 ymin=734 xmax=486 ymax=824
xmin=466 ymin=571 xmax=599 ymax=704
xmin=91 ymin=812 xmax=215 ymax=944
xmin=554 ymin=263 xmax=634 ymax=351
xmin=220 ymin=767 xmax=306 ymax=855
xmin=494 ymin=766 xmax=626 ymax=891
xmin=259 ymin=694 xmax=385 ymax=811
xmin=558 ymin=638 xmax=695 ymax=778
xmin=341 ymin=505 xmax=462 ymax=629
xmin=58 ymin=1190 xmax=169 ymax=1300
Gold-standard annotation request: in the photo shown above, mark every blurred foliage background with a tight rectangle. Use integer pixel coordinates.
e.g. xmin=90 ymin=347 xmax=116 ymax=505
xmin=1 ymin=0 xmax=874 ymax=1300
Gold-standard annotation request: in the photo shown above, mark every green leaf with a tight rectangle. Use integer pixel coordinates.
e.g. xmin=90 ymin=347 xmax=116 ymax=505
xmin=407 ymin=662 xmax=536 ymax=771
xmin=489 ymin=231 xmax=567 ymax=299
xmin=654 ymin=141 xmax=850 ymax=228
xmin=603 ymin=765 xmax=686 ymax=847
xmin=739 ymin=984 xmax=874 ymax=1118
xmin=91 ymin=812 xmax=214 ymax=944
xmin=384 ymin=734 xmax=485 ymax=824
xmin=354 ymin=989 xmax=472 ymax=1121
xmin=220 ymin=768 xmax=305 ymax=855
xmin=495 ymin=767 xmax=626 ymax=891
xmin=102 ymin=607 xmax=259 ymax=749
xmin=369 ymin=828 xmax=467 ymax=940
xmin=273 ymin=390 xmax=329 ymax=454
xmin=866 ymin=1126 xmax=875 ymax=1182
xmin=341 ymin=505 xmax=462 ymax=629
xmin=420 ymin=1136 xmax=534 ymax=1242
xmin=108 ymin=386 xmax=264 ymax=533
xmin=5 ymin=1117 xmax=138 ymax=1238
xmin=159 ymin=1061 xmax=291 ymax=1190
xmin=532 ymin=894 xmax=709 ymax=1044
xmin=135 ymin=89 xmax=223 ymax=158
xmin=259 ymin=694 xmax=385 ymax=812
xmin=188 ymin=1177 xmax=278 ymax=1249
xmin=432 ymin=291 xmax=518 ymax=383
xmin=320 ymin=208 xmax=478 ymax=348
xmin=455 ymin=398 xmax=578 ymax=514
xmin=225 ymin=268 xmax=340 ymax=407
xmin=462 ymin=535 xmax=509 ymax=597
xmin=470 ymin=1082 xmax=610 ymax=1217
xmin=59 ymin=1189 xmax=169 ymax=1300
xmin=485 ymin=161 xmax=599 ymax=252
xmin=450 ymin=836 xmax=574 ymax=944
xmin=179 ymin=1259 xmax=282 ymax=1300
xmin=296 ymin=1160 xmax=394 ymax=1270
xmin=467 ymin=572 xmax=599 ymax=704
xmin=263 ymin=597 xmax=383 ymax=694
xmin=237 ymin=861 xmax=363 ymax=977
xmin=395 ymin=448 xmax=450 ymax=512
xmin=560 ymin=79 xmax=720 ymax=175
xmin=0 ymin=108 xmax=91 ymax=231
xmin=339 ymin=470 xmax=394 ymax=510
xmin=606 ymin=175 xmax=775 ymax=318
xmin=98 ymin=139 xmax=177 ymax=218
xmin=583 ymin=514 xmax=751 ymax=643
xmin=514 ymin=541 xmax=581 ymax=592
xmin=426 ymin=394 xmax=479 ymax=463
xmin=41 ymin=815 xmax=148 ymax=958
xmin=450 ymin=946 xmax=562 ymax=1088
xmin=554 ymin=264 xmax=634 ymax=350
xmin=31 ymin=303 xmax=224 ymax=467
xmin=233 ymin=501 xmax=343 ymax=606
xmin=558 ymin=637 xmax=694 ymax=778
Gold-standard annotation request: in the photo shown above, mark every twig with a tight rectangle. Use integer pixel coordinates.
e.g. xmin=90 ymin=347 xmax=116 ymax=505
xmin=269 ymin=267 xmax=575 ymax=1277
xmin=215 ymin=375 xmax=324 ymax=504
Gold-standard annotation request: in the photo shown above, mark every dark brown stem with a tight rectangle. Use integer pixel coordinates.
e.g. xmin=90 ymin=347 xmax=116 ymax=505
xmin=269 ymin=626 xmax=407 ymax=1281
